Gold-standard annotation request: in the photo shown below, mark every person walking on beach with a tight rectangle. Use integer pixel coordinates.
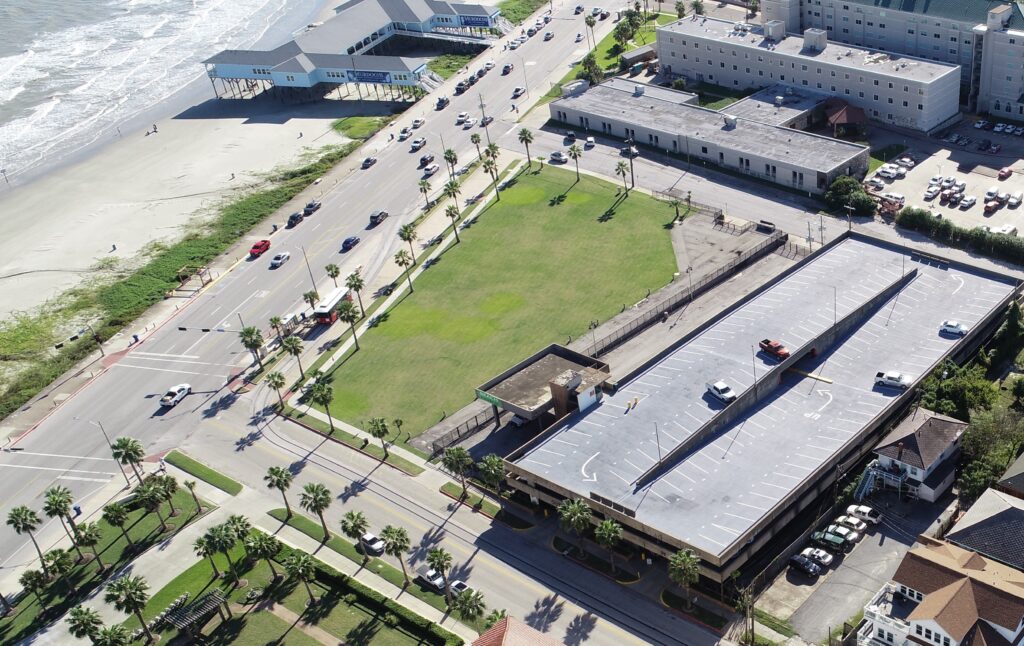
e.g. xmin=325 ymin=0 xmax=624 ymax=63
xmin=152 ymin=124 xmax=157 ymax=133
xmin=111 ymin=243 xmax=117 ymax=252
xmin=298 ymin=131 xmax=303 ymax=139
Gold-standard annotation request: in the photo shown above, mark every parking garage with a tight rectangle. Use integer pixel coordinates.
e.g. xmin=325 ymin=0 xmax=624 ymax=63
xmin=505 ymin=233 xmax=1017 ymax=582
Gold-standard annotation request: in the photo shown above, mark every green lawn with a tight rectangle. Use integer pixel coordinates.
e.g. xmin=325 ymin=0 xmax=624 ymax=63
xmin=868 ymin=144 xmax=908 ymax=173
xmin=204 ymin=611 xmax=323 ymax=646
xmin=318 ymin=166 xmax=676 ymax=436
xmin=332 ymin=116 xmax=394 ymax=140
xmin=0 ymin=490 xmax=208 ymax=644
xmin=165 ymin=450 xmax=243 ymax=495
xmin=427 ymin=54 xmax=475 ymax=80
xmin=497 ymin=0 xmax=549 ymax=24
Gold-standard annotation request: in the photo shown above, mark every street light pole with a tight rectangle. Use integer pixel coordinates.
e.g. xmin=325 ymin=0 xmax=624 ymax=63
xmin=478 ymin=93 xmax=492 ymax=145
xmin=625 ymin=137 xmax=636 ymax=187
xmin=300 ymin=245 xmax=318 ymax=293
xmin=75 ymin=417 xmax=132 ymax=488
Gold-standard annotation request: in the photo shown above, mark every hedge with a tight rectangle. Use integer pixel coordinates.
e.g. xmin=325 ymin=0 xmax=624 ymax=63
xmin=896 ymin=206 xmax=1024 ymax=264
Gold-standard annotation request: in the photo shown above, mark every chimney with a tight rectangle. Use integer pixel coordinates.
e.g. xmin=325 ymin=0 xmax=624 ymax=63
xmin=896 ymin=441 xmax=904 ymax=462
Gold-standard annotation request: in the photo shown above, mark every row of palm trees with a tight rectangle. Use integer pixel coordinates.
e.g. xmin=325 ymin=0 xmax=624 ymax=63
xmin=65 ymin=574 xmax=153 ymax=646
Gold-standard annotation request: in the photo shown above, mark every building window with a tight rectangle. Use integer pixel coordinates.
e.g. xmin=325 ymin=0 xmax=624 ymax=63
xmin=925 ymin=630 xmax=932 ymax=640
xmin=878 ymin=629 xmax=885 ymax=639
xmin=701 ymin=146 xmax=708 ymax=154
xmin=916 ymin=627 xmax=923 ymax=636
xmin=903 ymin=101 xmax=908 ymax=107
xmin=943 ymin=639 xmax=949 ymax=646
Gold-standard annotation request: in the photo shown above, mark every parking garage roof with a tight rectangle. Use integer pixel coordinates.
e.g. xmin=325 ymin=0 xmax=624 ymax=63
xmin=511 ymin=237 xmax=1015 ymax=561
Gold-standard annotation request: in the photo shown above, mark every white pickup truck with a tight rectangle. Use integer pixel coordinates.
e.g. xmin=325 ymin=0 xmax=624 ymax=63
xmin=706 ymin=380 xmax=737 ymax=403
xmin=874 ymin=371 xmax=912 ymax=390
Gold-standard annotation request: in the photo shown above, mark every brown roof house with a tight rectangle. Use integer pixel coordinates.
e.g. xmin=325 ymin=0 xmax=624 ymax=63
xmin=865 ymin=409 xmax=966 ymax=503
xmin=857 ymin=536 xmax=1024 ymax=646
xmin=473 ymin=617 xmax=564 ymax=646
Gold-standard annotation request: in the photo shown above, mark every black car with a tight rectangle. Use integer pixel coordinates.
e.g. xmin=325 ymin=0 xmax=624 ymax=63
xmin=502 ymin=63 xmax=513 ymax=75
xmin=789 ymin=554 xmax=822 ymax=577
xmin=361 ymin=157 xmax=377 ymax=169
xmin=481 ymin=115 xmax=493 ymax=126
xmin=369 ymin=210 xmax=389 ymax=227
xmin=455 ymin=81 xmax=468 ymax=94
xmin=435 ymin=96 xmax=450 ymax=109
xmin=565 ymin=130 xmax=577 ymax=142
xmin=341 ymin=236 xmax=360 ymax=252
xmin=419 ymin=153 xmax=435 ymax=167
xmin=286 ymin=212 xmax=303 ymax=228
xmin=303 ymin=200 xmax=321 ymax=215
xmin=476 ymin=68 xmax=486 ymax=78
xmin=575 ymin=4 xmax=584 ymax=12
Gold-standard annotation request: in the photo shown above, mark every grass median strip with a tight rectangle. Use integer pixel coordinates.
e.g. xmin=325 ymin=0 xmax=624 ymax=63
xmin=439 ymin=482 xmax=534 ymax=529
xmin=165 ymin=450 xmax=242 ymax=495
xmin=552 ymin=536 xmax=640 ymax=584
xmin=754 ymin=608 xmax=796 ymax=638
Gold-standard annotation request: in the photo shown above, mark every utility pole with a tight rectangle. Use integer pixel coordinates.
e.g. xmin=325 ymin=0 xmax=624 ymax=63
xmin=478 ymin=93 xmax=492 ymax=145
xmin=75 ymin=417 xmax=132 ymax=487
xmin=844 ymin=202 xmax=854 ymax=230
xmin=300 ymin=245 xmax=318 ymax=293
xmin=625 ymin=137 xmax=636 ymax=187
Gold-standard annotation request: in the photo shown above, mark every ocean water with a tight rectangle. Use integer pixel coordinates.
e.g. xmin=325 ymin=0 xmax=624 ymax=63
xmin=0 ymin=0 xmax=318 ymax=184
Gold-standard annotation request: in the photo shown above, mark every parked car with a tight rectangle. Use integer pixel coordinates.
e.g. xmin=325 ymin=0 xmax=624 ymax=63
xmin=864 ymin=177 xmax=885 ymax=191
xmin=484 ymin=60 xmax=496 ymax=70
xmin=416 ymin=567 xmax=445 ymax=592
xmin=995 ymin=123 xmax=1006 ymax=133
xmin=509 ymin=39 xmax=521 ymax=49
xmin=270 ymin=252 xmax=291 ymax=268
xmin=811 ymin=530 xmax=849 ymax=552
xmin=895 ymin=157 xmax=915 ymax=168
xmin=565 ymin=130 xmax=577 ymax=142
xmin=303 ymin=200 xmax=321 ymax=215
xmin=550 ymin=150 xmax=567 ymax=162
xmin=249 ymin=239 xmax=271 ymax=257
xmin=463 ymin=117 xmax=477 ymax=128
xmin=361 ymin=156 xmax=377 ymax=169
xmin=585 ymin=136 xmax=596 ymax=148
xmin=953 ymin=180 xmax=966 ymax=193
xmin=789 ymin=554 xmax=822 ymax=577
xmin=759 ymin=338 xmax=790 ymax=359
xmin=1000 ymin=167 xmax=1013 ymax=180
xmin=960 ymin=195 xmax=977 ymax=209
xmin=544 ymin=31 xmax=554 ymax=40
xmin=985 ymin=186 xmax=1000 ymax=200
xmin=985 ymin=200 xmax=1001 ymax=214
xmin=450 ymin=580 xmax=470 ymax=595
xmin=456 ymin=111 xmax=469 ymax=124
xmin=924 ymin=186 xmax=940 ymax=200
xmin=800 ymin=547 xmax=834 ymax=567
xmin=341 ymin=236 xmax=360 ymax=252
xmin=940 ymin=320 xmax=969 ymax=336
xmin=286 ymin=212 xmax=303 ymax=228
xmin=360 ymin=533 xmax=386 ymax=556
xmin=435 ymin=95 xmax=450 ymax=109
xmin=411 ymin=118 xmax=425 ymax=128
xmin=835 ymin=515 xmax=868 ymax=533
xmin=941 ymin=176 xmax=957 ymax=188
xmin=998 ymin=191 xmax=1010 ymax=203
xmin=928 ymin=175 xmax=943 ymax=186
xmin=410 ymin=137 xmax=426 ymax=151
xmin=877 ymin=166 xmax=898 ymax=179
xmin=875 ymin=370 xmax=912 ymax=389
xmin=1010 ymin=192 xmax=1024 ymax=207
xmin=160 ymin=384 xmax=191 ymax=407
xmin=974 ymin=119 xmax=989 ymax=129
xmin=706 ymin=380 xmax=737 ymax=404
xmin=423 ymin=163 xmax=440 ymax=177
xmin=826 ymin=524 xmax=861 ymax=543
xmin=846 ymin=504 xmax=881 ymax=524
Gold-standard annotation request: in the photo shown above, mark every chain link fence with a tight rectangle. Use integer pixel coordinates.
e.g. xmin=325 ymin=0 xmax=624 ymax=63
xmin=430 ymin=406 xmax=498 ymax=456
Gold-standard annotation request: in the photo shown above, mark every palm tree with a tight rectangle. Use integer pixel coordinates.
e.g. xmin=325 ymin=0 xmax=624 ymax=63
xmin=668 ymin=548 xmax=701 ymax=610
xmin=595 ymin=518 xmax=623 ymax=570
xmin=691 ymin=0 xmax=704 ymax=14
xmin=266 ymin=371 xmax=287 ymax=409
xmin=419 ymin=179 xmax=432 ymax=208
xmin=206 ymin=524 xmax=238 ymax=578
xmin=265 ymin=466 xmax=294 ymax=517
xmin=102 ymin=503 xmax=133 ymax=548
xmin=484 ymin=608 xmax=507 ymax=630
xmin=281 ymin=336 xmax=305 ymax=378
xmin=183 ymin=479 xmax=203 ymax=514
xmin=325 ymin=263 xmax=340 ymax=287
xmin=482 ymin=157 xmax=500 ymax=202
xmin=336 ymin=300 xmax=360 ymax=349
xmin=68 ymin=605 xmax=103 ymax=642
xmin=94 ymin=625 xmax=131 ymax=646
xmin=136 ymin=481 xmax=167 ymax=529
xmin=284 ymin=552 xmax=318 ymax=605
xmin=367 ymin=417 xmax=390 ymax=460
xmin=557 ymin=498 xmax=592 ymax=557
xmin=470 ymin=133 xmax=482 ymax=160
xmin=445 ymin=205 xmax=462 ymax=244
xmin=444 ymin=148 xmax=458 ymax=179
xmin=227 ymin=514 xmax=252 ymax=543
xmin=675 ymin=0 xmax=686 ymax=17
xmin=105 ymin=575 xmax=153 ymax=643
xmin=239 ymin=326 xmax=265 ymax=369
xmin=442 ymin=446 xmax=473 ymax=496
xmin=585 ymin=15 xmax=597 ymax=47
xmin=269 ymin=315 xmax=284 ymax=343
xmin=568 ymin=144 xmax=583 ymax=181
xmin=486 ymin=142 xmax=500 ymax=161
xmin=157 ymin=474 xmax=179 ymax=516
xmin=20 ymin=569 xmax=48 ymax=611
xmin=394 ymin=249 xmax=414 ymax=293
xmin=615 ymin=160 xmax=630 ymax=193
xmin=45 ymin=549 xmax=75 ymax=593
xmin=308 ymin=382 xmax=336 ymax=434
xmin=247 ymin=533 xmax=282 ymax=580
xmin=7 ymin=506 xmax=47 ymax=575
xmin=397 ymin=224 xmax=418 ymax=263
xmin=477 ymin=453 xmax=505 ymax=509
xmin=427 ymin=546 xmax=454 ymax=602
xmin=302 ymin=289 xmax=319 ymax=311
xmin=453 ymin=589 xmax=487 ymax=621
xmin=43 ymin=486 xmax=84 ymax=561
xmin=380 ymin=525 xmax=411 ymax=585
xmin=345 ymin=270 xmax=366 ymax=315
xmin=193 ymin=535 xmax=221 ymax=578
xmin=76 ymin=522 xmax=105 ymax=572
xmin=443 ymin=179 xmax=462 ymax=209
xmin=111 ymin=437 xmax=145 ymax=484
xmin=518 ymin=129 xmax=533 ymax=167
xmin=341 ymin=510 xmax=370 ymax=558
xmin=300 ymin=482 xmax=332 ymax=542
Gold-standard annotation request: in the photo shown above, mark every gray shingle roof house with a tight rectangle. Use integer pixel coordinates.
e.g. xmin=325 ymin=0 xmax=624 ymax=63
xmin=947 ymin=488 xmax=1024 ymax=572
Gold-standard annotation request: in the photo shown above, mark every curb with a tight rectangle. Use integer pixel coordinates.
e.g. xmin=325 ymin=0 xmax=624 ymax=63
xmin=659 ymin=589 xmax=727 ymax=635
xmin=437 ymin=483 xmax=537 ymax=531
xmin=550 ymin=536 xmax=642 ymax=585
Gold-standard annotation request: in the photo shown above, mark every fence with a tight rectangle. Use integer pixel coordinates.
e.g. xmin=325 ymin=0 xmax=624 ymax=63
xmin=430 ymin=406 xmax=498 ymax=456
xmin=652 ymin=192 xmax=724 ymax=220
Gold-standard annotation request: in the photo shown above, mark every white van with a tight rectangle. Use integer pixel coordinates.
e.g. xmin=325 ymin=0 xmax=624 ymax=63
xmin=1010 ymin=192 xmax=1024 ymax=207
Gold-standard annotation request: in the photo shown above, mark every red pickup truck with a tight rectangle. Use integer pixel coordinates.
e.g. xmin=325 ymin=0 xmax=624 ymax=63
xmin=249 ymin=239 xmax=271 ymax=258
xmin=759 ymin=339 xmax=790 ymax=359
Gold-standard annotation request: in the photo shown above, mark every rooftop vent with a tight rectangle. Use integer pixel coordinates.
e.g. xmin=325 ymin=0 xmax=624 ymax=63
xmin=802 ymin=28 xmax=827 ymax=52
xmin=634 ymin=84 xmax=644 ymax=96
xmin=724 ymin=115 xmax=738 ymax=129
xmin=775 ymin=95 xmax=784 ymax=106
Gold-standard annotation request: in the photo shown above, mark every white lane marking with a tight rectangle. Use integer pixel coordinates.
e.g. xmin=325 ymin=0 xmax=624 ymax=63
xmin=0 ymin=463 xmax=116 ymax=476
xmin=523 ymin=457 xmax=551 ymax=468
xmin=3 ymin=451 xmax=115 ymax=462
xmin=132 ymin=352 xmax=201 ymax=359
xmin=58 ymin=475 xmax=111 ymax=483
xmin=209 ymin=306 xmax=223 ymax=317
xmin=126 ymin=356 xmax=240 ymax=368
xmin=111 ymin=363 xmax=228 ymax=378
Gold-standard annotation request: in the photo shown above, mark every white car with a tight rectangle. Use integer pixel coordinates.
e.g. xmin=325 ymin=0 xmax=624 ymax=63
xmin=550 ymin=150 xmax=567 ymax=162
xmin=706 ymin=380 xmax=737 ymax=404
xmin=270 ymin=252 xmax=291 ymax=268
xmin=575 ymin=32 xmax=585 ymax=42
xmin=455 ymin=111 xmax=469 ymax=124
xmin=953 ymin=180 xmax=966 ymax=193
xmin=835 ymin=515 xmax=868 ymax=533
xmin=360 ymin=533 xmax=385 ymax=555
xmin=800 ymin=547 xmax=834 ymax=567
xmin=940 ymin=320 xmax=969 ymax=336
xmin=509 ymin=39 xmax=521 ymax=49
xmin=847 ymin=504 xmax=881 ymax=524
xmin=411 ymin=118 xmax=425 ymax=128
xmin=423 ymin=163 xmax=440 ymax=177
xmin=928 ymin=175 xmax=943 ymax=186
xmin=882 ymin=192 xmax=905 ymax=204
xmin=826 ymin=524 xmax=861 ymax=543
xmin=876 ymin=167 xmax=898 ymax=179
xmin=941 ymin=176 xmax=957 ymax=188
xmin=1010 ymin=191 xmax=1024 ymax=207
xmin=585 ymin=136 xmax=596 ymax=148
xmin=410 ymin=137 xmax=426 ymax=151
xmin=995 ymin=123 xmax=1006 ymax=133
xmin=160 ymin=384 xmax=192 ymax=407
xmin=924 ymin=186 xmax=940 ymax=200
xmin=895 ymin=157 xmax=915 ymax=168
xmin=960 ymin=195 xmax=977 ymax=209
xmin=864 ymin=177 xmax=885 ymax=190
xmin=974 ymin=119 xmax=989 ymax=129
xmin=463 ymin=117 xmax=477 ymax=128
xmin=512 ymin=86 xmax=526 ymax=98
xmin=483 ymin=60 xmax=495 ymax=70
xmin=985 ymin=186 xmax=1000 ymax=200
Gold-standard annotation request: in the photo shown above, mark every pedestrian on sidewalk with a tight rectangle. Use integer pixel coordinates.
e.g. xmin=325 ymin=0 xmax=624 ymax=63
xmin=158 ymin=458 xmax=167 ymax=474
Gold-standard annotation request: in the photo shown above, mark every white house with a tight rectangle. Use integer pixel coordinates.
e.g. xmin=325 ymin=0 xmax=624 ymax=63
xmin=865 ymin=408 xmax=966 ymax=503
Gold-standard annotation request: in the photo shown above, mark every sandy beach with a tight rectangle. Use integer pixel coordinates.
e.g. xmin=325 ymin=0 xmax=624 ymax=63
xmin=0 ymin=94 xmax=392 ymax=319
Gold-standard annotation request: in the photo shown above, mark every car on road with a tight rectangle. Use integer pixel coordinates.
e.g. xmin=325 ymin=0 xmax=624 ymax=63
xmin=940 ymin=320 xmax=969 ymax=336
xmin=550 ymin=150 xmax=567 ymax=162
xmin=481 ymin=115 xmax=493 ymax=126
xmin=599 ymin=9 xmax=609 ymax=18
xmin=759 ymin=338 xmax=790 ymax=359
xmin=361 ymin=156 xmax=377 ymax=169
xmin=592 ymin=6 xmax=602 ymax=14
xmin=249 ymin=239 xmax=271 ymax=258
xmin=160 ymin=384 xmax=191 ymax=407
xmin=800 ymin=547 xmax=834 ymax=567
xmin=456 ymin=111 xmax=469 ymax=123
xmin=991 ymin=143 xmax=1003 ymax=154
xmin=435 ymin=95 xmax=450 ymax=109
xmin=924 ymin=186 xmax=940 ymax=200
xmin=450 ymin=580 xmax=470 ymax=595
xmin=286 ymin=212 xmax=303 ymax=227
xmin=484 ymin=60 xmax=495 ymax=70
xmin=455 ymin=80 xmax=468 ymax=94
xmin=835 ymin=515 xmax=868 ymax=533
xmin=621 ymin=146 xmax=639 ymax=158
xmin=341 ymin=236 xmax=360 ymax=252
xmin=576 ymin=32 xmax=585 ymax=42
xmin=826 ymin=524 xmax=861 ymax=543
xmin=270 ymin=252 xmax=291 ymax=268
xmin=463 ymin=117 xmax=477 ymax=128
xmin=398 ymin=127 xmax=412 ymax=140
xmin=416 ymin=567 xmax=445 ymax=592
xmin=369 ymin=210 xmax=389 ymax=227
xmin=846 ymin=504 xmax=881 ymax=524
xmin=411 ymin=118 xmax=425 ymax=128
xmin=575 ymin=4 xmax=584 ymax=12
xmin=303 ymin=199 xmax=321 ymax=215
xmin=706 ymin=380 xmax=737 ymax=404
xmin=410 ymin=137 xmax=426 ymax=151
xmin=476 ymin=68 xmax=486 ymax=78
xmin=509 ymin=39 xmax=520 ymax=49
xmin=544 ymin=31 xmax=554 ymax=40
xmin=788 ymin=554 xmax=822 ymax=577
xmin=960 ymin=195 xmax=977 ymax=209
xmin=512 ymin=86 xmax=526 ymax=98
xmin=502 ymin=63 xmax=514 ymax=74
xmin=875 ymin=370 xmax=912 ymax=389
xmin=419 ymin=153 xmax=435 ymax=167
xmin=360 ymin=533 xmax=386 ymax=556
xmin=423 ymin=163 xmax=440 ymax=177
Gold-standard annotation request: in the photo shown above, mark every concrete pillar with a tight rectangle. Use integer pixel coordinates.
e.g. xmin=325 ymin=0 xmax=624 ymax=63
xmin=491 ymin=404 xmax=500 ymax=427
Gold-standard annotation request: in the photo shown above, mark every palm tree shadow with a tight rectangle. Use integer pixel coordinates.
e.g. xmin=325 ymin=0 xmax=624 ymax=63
xmin=524 ymin=594 xmax=564 ymax=632
xmin=563 ymin=612 xmax=598 ymax=645
xmin=409 ymin=525 xmax=446 ymax=564
xmin=549 ymin=194 xmax=567 ymax=207
xmin=346 ymin=617 xmax=381 ymax=645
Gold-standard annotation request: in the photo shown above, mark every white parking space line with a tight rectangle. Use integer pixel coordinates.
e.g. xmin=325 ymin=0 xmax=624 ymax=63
xmin=722 ymin=511 xmax=756 ymax=522
xmin=579 ymin=419 xmax=606 ymax=428
xmin=523 ymin=457 xmax=551 ymax=468
xmin=565 ymin=428 xmax=592 ymax=436
xmin=712 ymin=523 xmax=740 ymax=535
xmin=735 ymin=501 xmax=769 ymax=512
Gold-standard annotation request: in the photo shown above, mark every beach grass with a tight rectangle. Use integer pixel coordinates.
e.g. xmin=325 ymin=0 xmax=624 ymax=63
xmin=332 ymin=116 xmax=394 ymax=140
xmin=313 ymin=165 xmax=676 ymax=437
xmin=427 ymin=54 xmax=476 ymax=80
xmin=497 ymin=0 xmax=549 ymax=24
xmin=165 ymin=450 xmax=243 ymax=495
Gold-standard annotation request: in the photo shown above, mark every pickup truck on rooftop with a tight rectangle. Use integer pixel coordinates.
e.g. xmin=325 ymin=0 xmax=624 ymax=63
xmin=759 ymin=339 xmax=790 ymax=359
xmin=875 ymin=371 xmax=912 ymax=390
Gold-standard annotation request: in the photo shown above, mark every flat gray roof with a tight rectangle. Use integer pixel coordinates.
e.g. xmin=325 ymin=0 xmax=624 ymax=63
xmin=552 ymin=78 xmax=865 ymax=173
xmin=721 ymin=84 xmax=827 ymax=126
xmin=512 ymin=237 xmax=1014 ymax=560
xmin=660 ymin=16 xmax=960 ymax=83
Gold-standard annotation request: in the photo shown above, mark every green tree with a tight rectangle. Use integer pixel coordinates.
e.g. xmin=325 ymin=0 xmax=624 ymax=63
xmin=486 ymin=142 xmax=500 ymax=161
xmin=427 ymin=546 xmax=454 ymax=602
xmin=484 ymin=608 xmax=507 ymax=630
xmin=43 ymin=486 xmax=84 ymax=561
xmin=336 ymin=300 xmax=360 ymax=350
xmin=568 ymin=144 xmax=583 ymax=181
xmin=102 ymin=503 xmax=133 ymax=548
xmin=691 ymin=0 xmax=704 ymax=14
xmin=345 ymin=270 xmax=366 ymax=315
xmin=958 ymin=456 xmax=1006 ymax=506
xmin=265 ymin=466 xmax=294 ymax=518
xmin=308 ymin=382 xmax=336 ymax=434
xmin=444 ymin=148 xmax=458 ymax=178
xmin=847 ymin=191 xmax=877 ymax=216
xmin=44 ymin=549 xmax=75 ymax=594
xmin=580 ymin=52 xmax=602 ymax=85
xmin=470 ymin=133 xmax=482 ymax=160
xmin=443 ymin=179 xmax=462 ymax=210
xmin=668 ymin=549 xmax=701 ymax=610
xmin=445 ymin=204 xmax=462 ymax=244
xmin=269 ymin=315 xmax=284 ymax=343
xmin=675 ymin=0 xmax=686 ymax=17
xmin=341 ymin=510 xmax=370 ymax=558
xmin=246 ymin=533 xmax=282 ymax=579
xmin=156 ymin=473 xmax=179 ymax=516
xmin=482 ymin=157 xmax=500 ymax=202
xmin=325 ymin=263 xmax=340 ymax=287
xmin=266 ymin=371 xmax=287 ymax=409
xmin=239 ymin=326 xmax=265 ymax=369
xmin=303 ymin=289 xmax=319 ymax=310
xmin=595 ymin=519 xmax=622 ymax=570
xmin=585 ymin=15 xmax=597 ymax=48
xmin=193 ymin=535 xmax=221 ymax=578
xmin=281 ymin=335 xmax=305 ymax=378
xmin=368 ymin=417 xmax=391 ymax=460
xmin=477 ymin=453 xmax=505 ymax=499
xmin=184 ymin=479 xmax=202 ymax=514
xmin=76 ymin=522 xmax=106 ymax=572
xmin=558 ymin=498 xmax=592 ymax=556
xmin=104 ymin=575 xmax=153 ymax=643
xmin=8 ymin=506 xmax=48 ymax=575
xmin=453 ymin=589 xmax=487 ymax=621
xmin=285 ymin=552 xmax=318 ymax=605
xmin=747 ymin=0 xmax=759 ymax=17
xmin=394 ymin=249 xmax=414 ymax=293
xmin=613 ymin=20 xmax=633 ymax=49
xmin=442 ymin=446 xmax=473 ymax=496
xmin=381 ymin=525 xmax=412 ymax=585
xmin=111 ymin=437 xmax=145 ymax=484
xmin=94 ymin=625 xmax=131 ymax=646
xmin=398 ymin=224 xmax=418 ymax=263
xmin=615 ymin=160 xmax=630 ymax=193
xmin=20 ymin=569 xmax=48 ymax=611
xmin=518 ymin=128 xmax=534 ymax=167
xmin=920 ymin=361 xmax=996 ymax=421
xmin=68 ymin=605 xmax=104 ymax=642
xmin=227 ymin=514 xmax=253 ymax=558
xmin=300 ymin=482 xmax=332 ymax=542
xmin=206 ymin=523 xmax=238 ymax=578
xmin=136 ymin=481 xmax=168 ymax=529
xmin=419 ymin=179 xmax=432 ymax=208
